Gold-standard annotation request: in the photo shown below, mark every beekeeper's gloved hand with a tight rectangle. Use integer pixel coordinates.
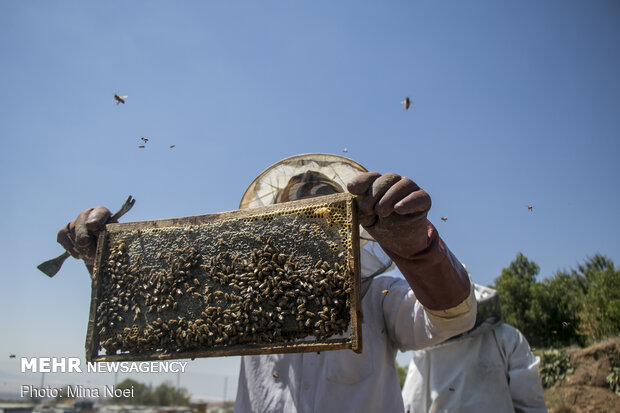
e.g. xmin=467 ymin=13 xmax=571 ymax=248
xmin=348 ymin=172 xmax=471 ymax=311
xmin=57 ymin=206 xmax=112 ymax=274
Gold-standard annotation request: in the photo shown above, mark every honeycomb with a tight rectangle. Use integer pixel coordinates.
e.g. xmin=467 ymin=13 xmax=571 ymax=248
xmin=86 ymin=193 xmax=361 ymax=362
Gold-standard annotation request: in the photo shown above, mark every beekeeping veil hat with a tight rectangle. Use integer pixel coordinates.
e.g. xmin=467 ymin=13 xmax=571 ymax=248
xmin=472 ymin=284 xmax=501 ymax=329
xmin=239 ymin=153 xmax=394 ymax=280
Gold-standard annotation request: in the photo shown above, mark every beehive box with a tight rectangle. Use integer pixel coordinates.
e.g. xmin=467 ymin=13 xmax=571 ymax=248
xmin=86 ymin=193 xmax=362 ymax=362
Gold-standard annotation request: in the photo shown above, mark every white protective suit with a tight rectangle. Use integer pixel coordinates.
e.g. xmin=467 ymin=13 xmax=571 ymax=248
xmin=234 ymin=154 xmax=477 ymax=413
xmin=401 ymin=285 xmax=547 ymax=413
xmin=235 ymin=273 xmax=475 ymax=412
xmin=234 ymin=240 xmax=476 ymax=412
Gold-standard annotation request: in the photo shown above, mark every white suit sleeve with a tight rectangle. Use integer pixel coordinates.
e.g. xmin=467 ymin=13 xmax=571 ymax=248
xmin=373 ymin=276 xmax=476 ymax=351
xmin=495 ymin=324 xmax=547 ymax=413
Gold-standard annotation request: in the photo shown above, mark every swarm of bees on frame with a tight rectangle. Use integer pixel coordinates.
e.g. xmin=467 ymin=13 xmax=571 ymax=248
xmin=95 ymin=232 xmax=352 ymax=357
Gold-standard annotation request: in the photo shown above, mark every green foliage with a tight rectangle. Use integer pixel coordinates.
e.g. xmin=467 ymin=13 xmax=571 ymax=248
xmin=494 ymin=253 xmax=620 ymax=347
xmin=538 ymin=349 xmax=574 ymax=388
xmin=607 ymin=365 xmax=620 ymax=396
xmin=493 ymin=253 xmax=539 ymax=339
xmin=395 ymin=362 xmax=408 ymax=389
xmin=112 ymin=378 xmax=190 ymax=406
xmin=575 ymin=256 xmax=620 ymax=343
xmin=152 ymin=381 xmax=190 ymax=406
xmin=112 ymin=379 xmax=151 ymax=405
xmin=527 ymin=271 xmax=586 ymax=347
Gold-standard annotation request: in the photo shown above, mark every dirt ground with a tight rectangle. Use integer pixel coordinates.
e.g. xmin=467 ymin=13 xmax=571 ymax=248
xmin=544 ymin=337 xmax=620 ymax=413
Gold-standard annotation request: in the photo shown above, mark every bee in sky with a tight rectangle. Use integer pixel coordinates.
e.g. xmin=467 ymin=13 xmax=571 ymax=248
xmin=441 ymin=217 xmax=448 ymax=222
xmin=401 ymin=97 xmax=411 ymax=110
xmin=114 ymin=94 xmax=128 ymax=104
xmin=138 ymin=145 xmax=145 ymax=149
xmin=343 ymin=148 xmax=348 ymax=153
xmin=169 ymin=144 xmax=176 ymax=148
xmin=527 ymin=205 xmax=533 ymax=211
xmin=141 ymin=137 xmax=149 ymax=143
xmin=9 ymin=354 xmax=16 ymax=358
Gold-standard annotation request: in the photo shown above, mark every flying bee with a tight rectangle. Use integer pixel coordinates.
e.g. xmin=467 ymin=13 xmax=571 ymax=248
xmin=138 ymin=145 xmax=145 ymax=149
xmin=343 ymin=148 xmax=348 ymax=153
xmin=527 ymin=205 xmax=533 ymax=211
xmin=440 ymin=217 xmax=448 ymax=222
xmin=381 ymin=289 xmax=389 ymax=295
xmin=401 ymin=97 xmax=411 ymax=110
xmin=114 ymin=94 xmax=127 ymax=104
xmin=141 ymin=137 xmax=149 ymax=143
xmin=169 ymin=145 xmax=175 ymax=148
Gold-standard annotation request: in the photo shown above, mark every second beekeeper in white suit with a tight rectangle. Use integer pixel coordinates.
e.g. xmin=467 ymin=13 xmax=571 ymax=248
xmin=401 ymin=284 xmax=547 ymax=413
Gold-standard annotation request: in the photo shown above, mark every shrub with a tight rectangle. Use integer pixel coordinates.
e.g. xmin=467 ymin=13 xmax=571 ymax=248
xmin=607 ymin=365 xmax=620 ymax=396
xmin=538 ymin=349 xmax=574 ymax=388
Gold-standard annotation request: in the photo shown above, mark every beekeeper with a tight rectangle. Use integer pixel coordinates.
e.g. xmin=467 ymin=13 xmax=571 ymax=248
xmin=56 ymin=153 xmax=477 ymax=413
xmin=401 ymin=284 xmax=547 ymax=413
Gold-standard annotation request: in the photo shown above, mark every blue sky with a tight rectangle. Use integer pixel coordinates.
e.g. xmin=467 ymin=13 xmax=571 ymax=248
xmin=1 ymin=0 xmax=619 ymax=401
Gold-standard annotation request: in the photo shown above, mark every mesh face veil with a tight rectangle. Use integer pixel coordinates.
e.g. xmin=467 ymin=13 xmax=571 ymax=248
xmin=240 ymin=154 xmax=367 ymax=209
xmin=239 ymin=154 xmax=394 ymax=281
xmin=473 ymin=284 xmax=501 ymax=326
xmin=274 ymin=170 xmax=344 ymax=204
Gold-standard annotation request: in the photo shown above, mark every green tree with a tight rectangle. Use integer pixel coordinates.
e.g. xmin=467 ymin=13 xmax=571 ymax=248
xmin=494 ymin=253 xmax=619 ymax=348
xmin=527 ymin=271 xmax=585 ymax=347
xmin=576 ymin=254 xmax=620 ymax=343
xmin=112 ymin=378 xmax=153 ymax=405
xmin=112 ymin=378 xmax=189 ymax=406
xmin=493 ymin=253 xmax=539 ymax=339
xmin=152 ymin=381 xmax=190 ymax=406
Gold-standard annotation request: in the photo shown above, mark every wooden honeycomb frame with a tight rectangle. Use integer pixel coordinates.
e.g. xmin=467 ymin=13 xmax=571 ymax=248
xmin=86 ymin=193 xmax=361 ymax=362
